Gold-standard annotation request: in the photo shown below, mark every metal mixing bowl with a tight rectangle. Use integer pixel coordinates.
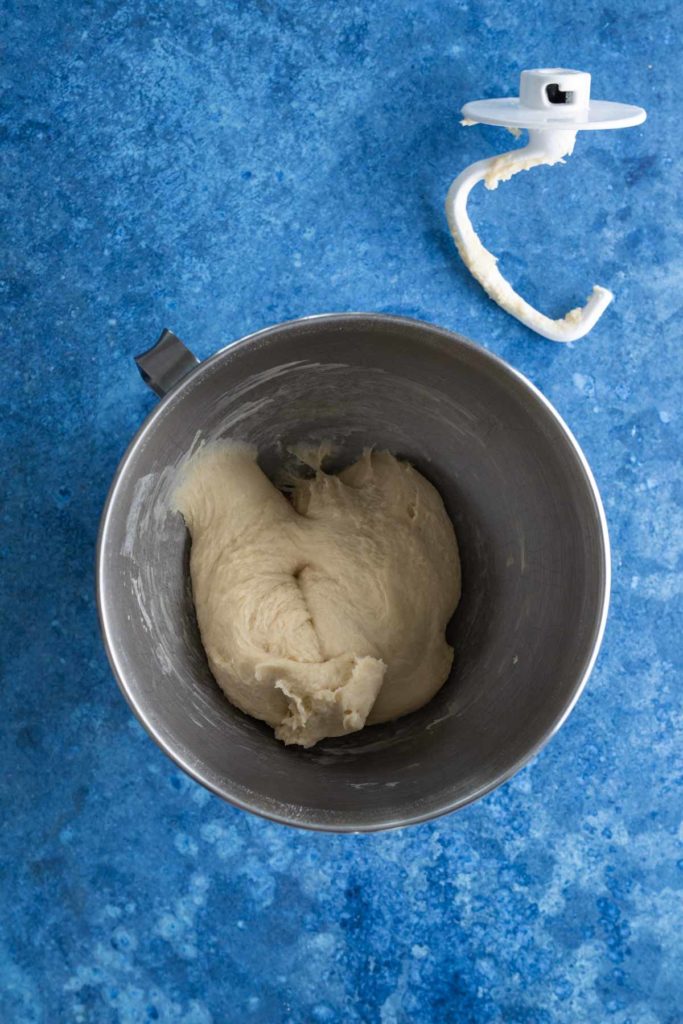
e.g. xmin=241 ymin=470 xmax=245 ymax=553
xmin=97 ymin=313 xmax=610 ymax=832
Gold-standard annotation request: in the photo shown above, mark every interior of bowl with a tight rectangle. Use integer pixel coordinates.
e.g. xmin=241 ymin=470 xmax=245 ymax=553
xmin=98 ymin=315 xmax=609 ymax=830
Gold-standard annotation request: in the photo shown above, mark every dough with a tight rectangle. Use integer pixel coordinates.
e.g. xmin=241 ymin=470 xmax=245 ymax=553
xmin=174 ymin=444 xmax=461 ymax=747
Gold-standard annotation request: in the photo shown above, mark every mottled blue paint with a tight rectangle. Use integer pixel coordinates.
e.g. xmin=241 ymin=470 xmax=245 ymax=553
xmin=1 ymin=0 xmax=681 ymax=1021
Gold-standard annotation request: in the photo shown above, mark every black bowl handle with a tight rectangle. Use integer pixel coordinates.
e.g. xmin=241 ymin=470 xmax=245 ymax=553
xmin=134 ymin=328 xmax=200 ymax=398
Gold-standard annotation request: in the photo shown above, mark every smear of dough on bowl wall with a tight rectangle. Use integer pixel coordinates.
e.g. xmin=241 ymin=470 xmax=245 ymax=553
xmin=173 ymin=442 xmax=461 ymax=748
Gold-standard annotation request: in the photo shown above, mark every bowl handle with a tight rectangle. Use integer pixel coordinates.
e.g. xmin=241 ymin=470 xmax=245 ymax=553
xmin=134 ymin=328 xmax=199 ymax=397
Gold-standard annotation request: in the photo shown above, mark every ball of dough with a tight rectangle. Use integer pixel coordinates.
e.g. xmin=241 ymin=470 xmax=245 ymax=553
xmin=174 ymin=444 xmax=461 ymax=747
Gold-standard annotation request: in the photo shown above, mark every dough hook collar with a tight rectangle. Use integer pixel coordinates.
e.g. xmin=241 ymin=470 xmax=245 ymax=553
xmin=445 ymin=68 xmax=646 ymax=342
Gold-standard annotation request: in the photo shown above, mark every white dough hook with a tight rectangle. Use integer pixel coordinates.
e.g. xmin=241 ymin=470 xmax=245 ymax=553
xmin=445 ymin=68 xmax=646 ymax=342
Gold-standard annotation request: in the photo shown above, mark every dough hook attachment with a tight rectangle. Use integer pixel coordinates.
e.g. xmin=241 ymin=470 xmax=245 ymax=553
xmin=445 ymin=68 xmax=646 ymax=342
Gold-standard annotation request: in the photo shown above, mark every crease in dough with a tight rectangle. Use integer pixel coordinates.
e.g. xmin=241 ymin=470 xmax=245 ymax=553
xmin=174 ymin=443 xmax=461 ymax=747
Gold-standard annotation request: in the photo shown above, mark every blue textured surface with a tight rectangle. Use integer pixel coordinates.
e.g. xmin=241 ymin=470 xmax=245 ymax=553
xmin=2 ymin=0 xmax=682 ymax=1021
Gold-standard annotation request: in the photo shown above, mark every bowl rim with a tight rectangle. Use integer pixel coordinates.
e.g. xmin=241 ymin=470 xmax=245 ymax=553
xmin=96 ymin=311 xmax=611 ymax=833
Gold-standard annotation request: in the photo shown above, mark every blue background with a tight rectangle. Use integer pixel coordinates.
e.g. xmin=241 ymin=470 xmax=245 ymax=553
xmin=2 ymin=1 xmax=681 ymax=1021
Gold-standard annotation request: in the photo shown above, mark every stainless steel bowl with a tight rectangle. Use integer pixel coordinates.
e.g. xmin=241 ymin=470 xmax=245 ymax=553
xmin=97 ymin=313 xmax=610 ymax=832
